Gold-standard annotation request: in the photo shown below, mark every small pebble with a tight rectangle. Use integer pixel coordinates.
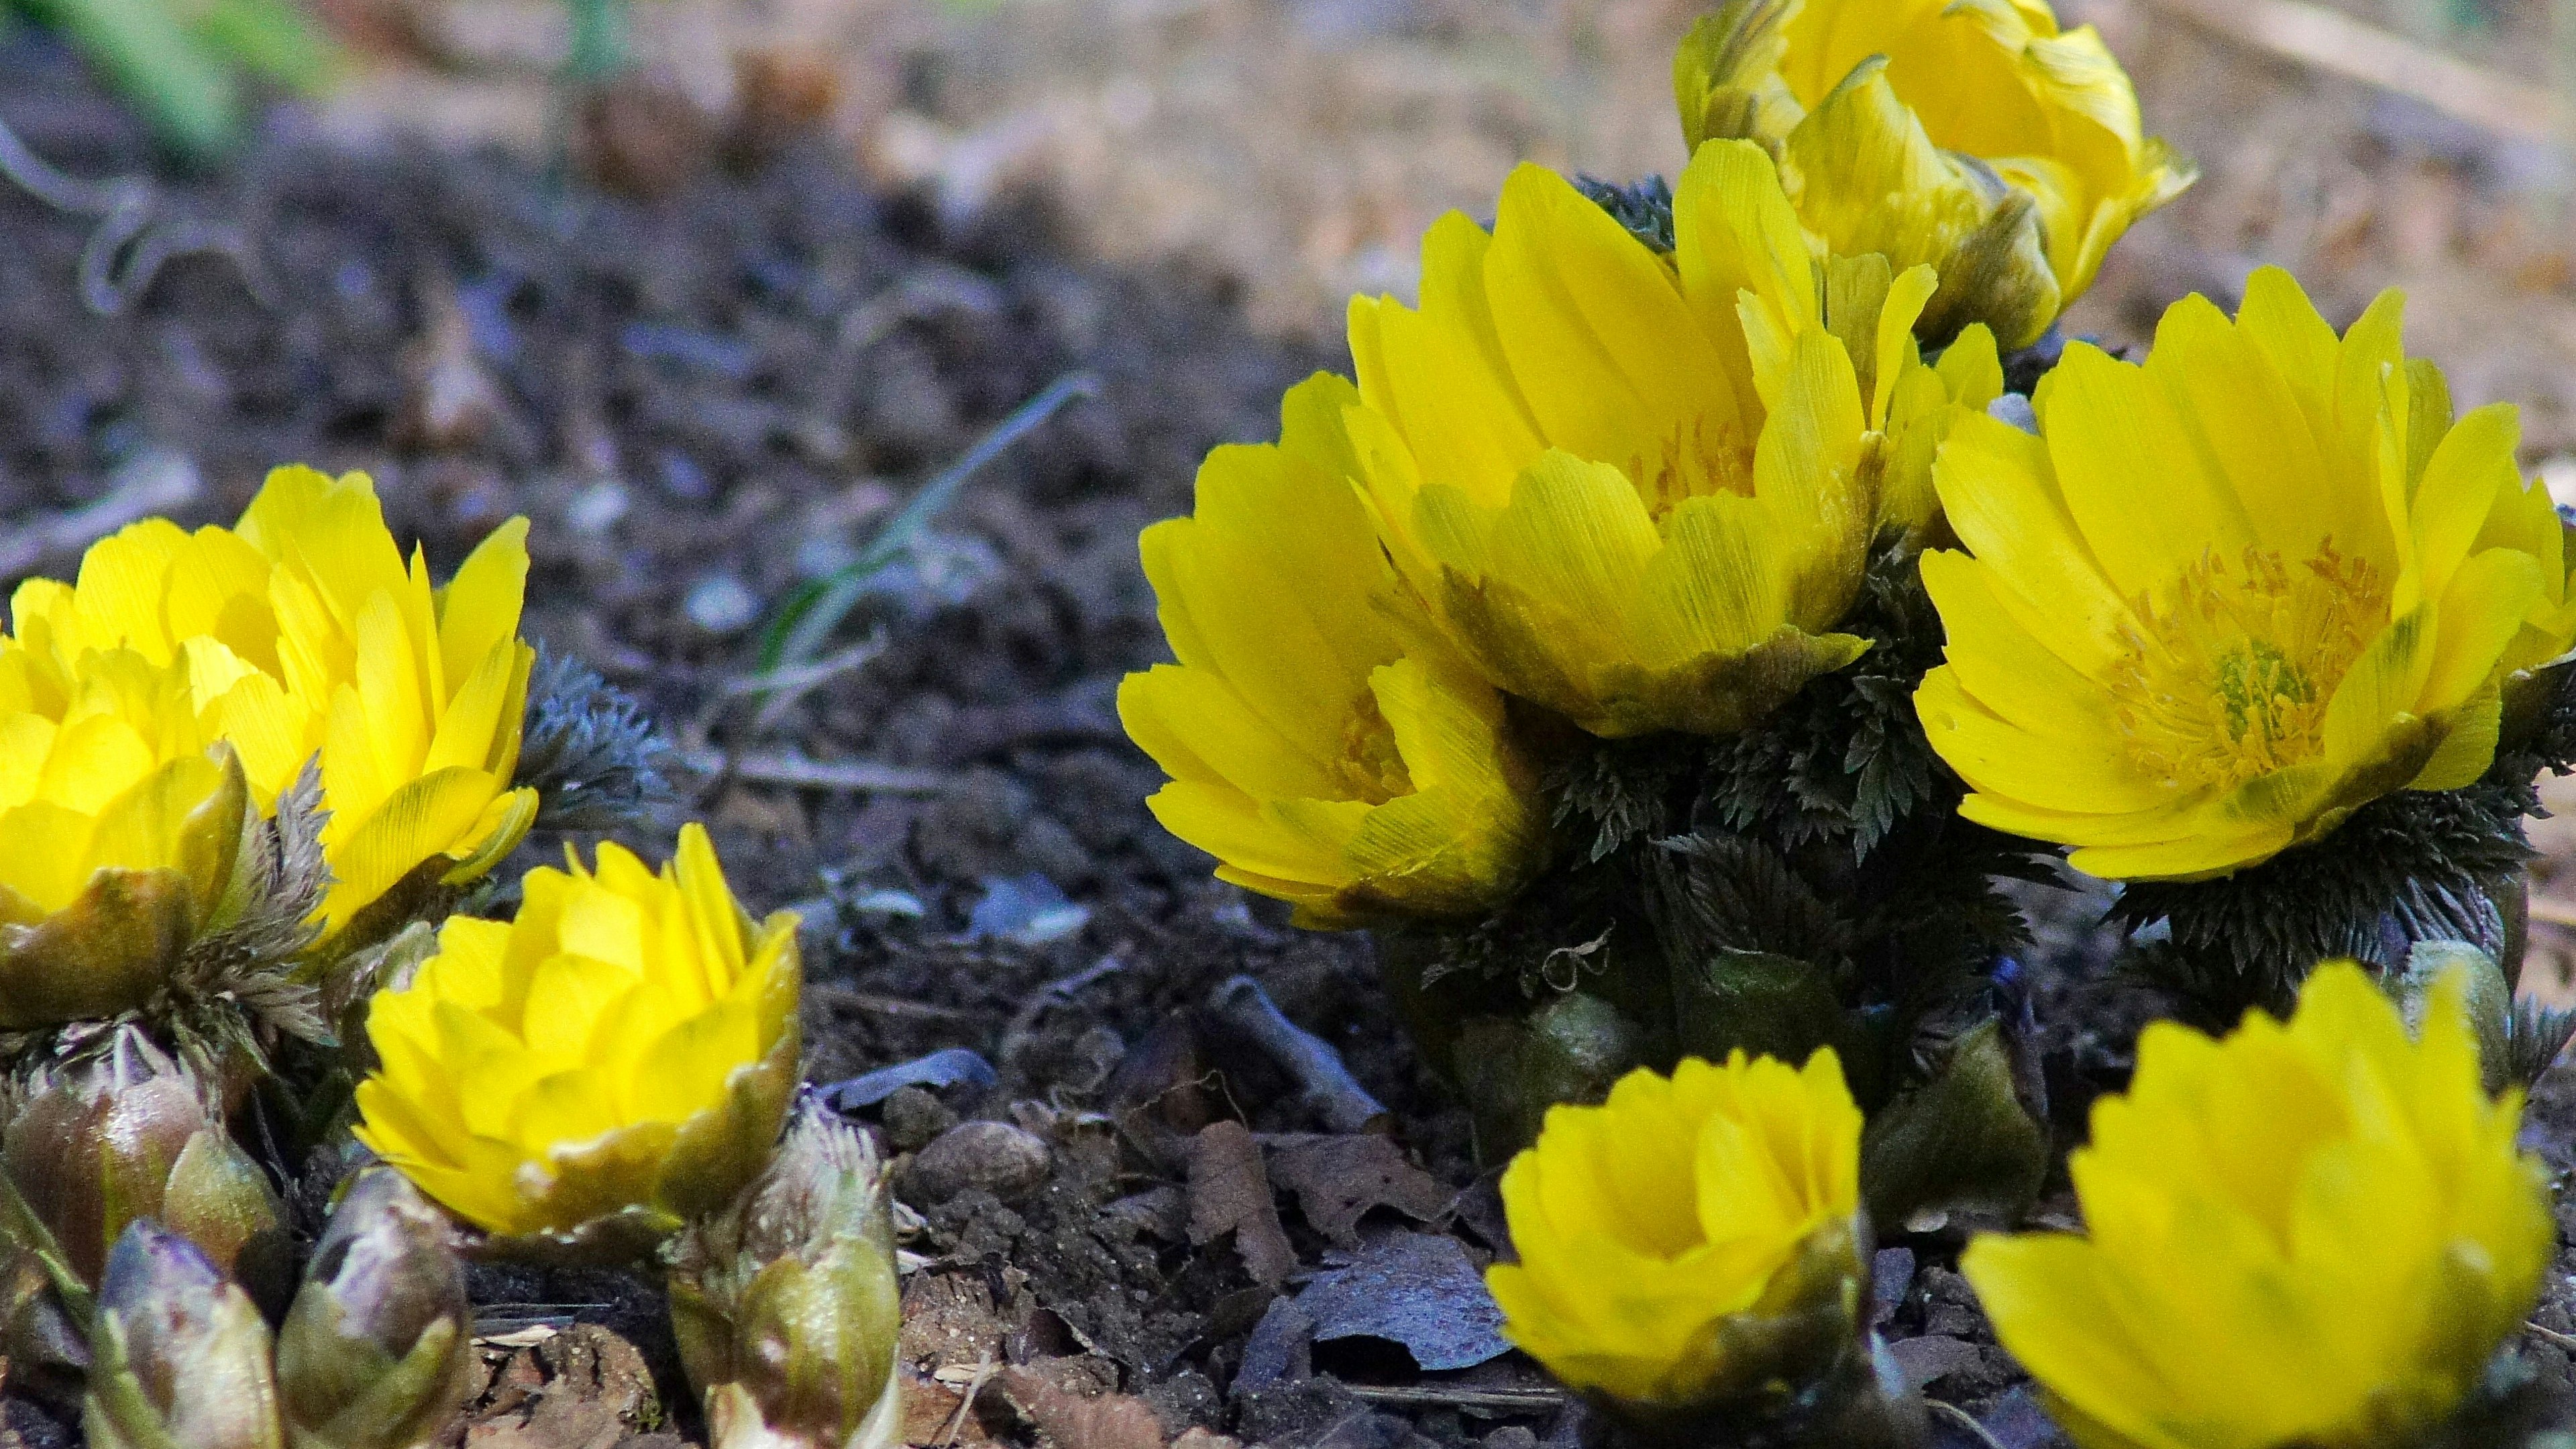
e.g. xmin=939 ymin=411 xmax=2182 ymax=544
xmin=905 ymin=1120 xmax=1051 ymax=1203
xmin=566 ymin=480 xmax=630 ymax=536
xmin=881 ymin=1085 xmax=960 ymax=1152
xmin=684 ymin=573 xmax=759 ymax=635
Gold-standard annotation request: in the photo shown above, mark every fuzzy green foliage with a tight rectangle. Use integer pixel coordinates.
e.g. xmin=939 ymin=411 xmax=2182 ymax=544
xmin=1395 ymin=535 xmax=2050 ymax=1165
xmin=517 ymin=647 xmax=671 ymax=835
xmin=1570 ymin=173 xmax=1676 ymax=254
xmin=1699 ymin=531 xmax=1950 ymax=857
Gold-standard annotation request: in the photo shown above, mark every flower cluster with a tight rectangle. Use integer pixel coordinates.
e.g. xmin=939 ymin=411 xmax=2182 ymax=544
xmin=1125 ymin=0 xmax=2576 ymax=1443
xmin=1123 ymin=131 xmax=2012 ymax=925
xmin=0 ymin=461 xmax=892 ymax=1449
xmin=1493 ymin=966 xmax=2553 ymax=1446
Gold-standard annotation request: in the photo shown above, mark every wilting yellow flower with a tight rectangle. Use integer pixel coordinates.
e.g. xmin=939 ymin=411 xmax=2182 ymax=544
xmin=1344 ymin=138 xmax=2000 ymax=739
xmin=1676 ymin=0 xmax=2194 ymax=348
xmin=1486 ymin=1048 xmax=1865 ymax=1408
xmin=1118 ymin=376 xmax=1553 ymax=928
xmin=15 ymin=466 xmax=538 ymax=939
xmin=352 ymin=824 xmax=800 ymax=1242
xmin=0 ymin=629 xmax=262 ymax=1028
xmin=1917 ymin=269 xmax=2576 ymax=879
xmin=1964 ymin=962 xmax=2550 ymax=1449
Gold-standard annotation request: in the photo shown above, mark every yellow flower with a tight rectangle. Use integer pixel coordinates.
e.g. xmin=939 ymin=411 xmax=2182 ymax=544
xmin=352 ymin=824 xmax=800 ymax=1242
xmin=18 ymin=466 xmax=539 ymax=939
xmin=1676 ymin=0 xmax=2194 ymax=348
xmin=1964 ymin=962 xmax=2550 ymax=1449
xmin=1916 ymin=269 xmax=2576 ymax=880
xmin=0 ymin=627 xmax=262 ymax=1028
xmin=1486 ymin=1048 xmax=1864 ymax=1409
xmin=1344 ymin=138 xmax=2001 ymax=739
xmin=1119 ymin=376 xmax=1552 ymax=928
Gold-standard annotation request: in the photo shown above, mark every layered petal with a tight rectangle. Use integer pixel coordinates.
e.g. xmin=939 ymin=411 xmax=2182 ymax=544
xmin=1342 ymin=141 xmax=1995 ymax=739
xmin=1116 ymin=376 xmax=1552 ymax=927
xmin=1676 ymin=0 xmax=2192 ymax=347
xmin=1487 ymin=1049 xmax=1865 ymax=1409
xmin=1964 ymin=963 xmax=2550 ymax=1448
xmin=353 ymin=824 xmax=800 ymax=1240
xmin=5 ymin=467 xmax=541 ymax=943
xmin=1918 ymin=270 xmax=2576 ymax=879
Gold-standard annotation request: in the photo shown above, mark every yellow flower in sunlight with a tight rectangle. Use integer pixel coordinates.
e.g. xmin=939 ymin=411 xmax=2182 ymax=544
xmin=1118 ymin=376 xmax=1553 ymax=928
xmin=1964 ymin=962 xmax=2549 ymax=1449
xmin=0 ymin=633 xmax=259 ymax=1028
xmin=353 ymin=824 xmax=800 ymax=1242
xmin=1917 ymin=269 xmax=2576 ymax=880
xmin=1676 ymin=0 xmax=2194 ymax=348
xmin=19 ymin=466 xmax=539 ymax=940
xmin=1344 ymin=138 xmax=2002 ymax=739
xmin=1486 ymin=1049 xmax=1865 ymax=1409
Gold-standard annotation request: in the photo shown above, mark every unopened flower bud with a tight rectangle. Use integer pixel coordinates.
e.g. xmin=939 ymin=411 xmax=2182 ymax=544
xmin=1 ymin=1026 xmax=284 ymax=1286
xmin=667 ymin=1104 xmax=901 ymax=1449
xmin=84 ymin=1220 xmax=283 ymax=1449
xmin=276 ymin=1169 xmax=472 ymax=1449
xmin=1488 ymin=1049 xmax=1923 ymax=1446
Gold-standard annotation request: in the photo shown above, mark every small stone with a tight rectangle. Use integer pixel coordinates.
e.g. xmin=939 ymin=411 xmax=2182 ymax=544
xmin=1890 ymin=1333 xmax=1983 ymax=1392
xmin=882 ymin=1085 xmax=961 ymax=1152
xmin=566 ymin=480 xmax=630 ymax=536
xmin=684 ymin=573 xmax=759 ymax=635
xmin=906 ymin=1120 xmax=1051 ymax=1204
xmin=1870 ymin=1246 xmax=1915 ymax=1328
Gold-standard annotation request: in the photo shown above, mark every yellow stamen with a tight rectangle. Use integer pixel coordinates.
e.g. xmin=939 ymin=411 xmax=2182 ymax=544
xmin=1335 ymin=688 xmax=1415 ymax=804
xmin=2107 ymin=543 xmax=2385 ymax=791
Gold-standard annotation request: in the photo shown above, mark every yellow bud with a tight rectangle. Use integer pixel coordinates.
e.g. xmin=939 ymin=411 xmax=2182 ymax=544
xmin=1965 ymin=963 xmax=2551 ymax=1448
xmin=1487 ymin=1049 xmax=1910 ymax=1440
xmin=1675 ymin=0 xmax=2194 ymax=348
xmin=352 ymin=823 xmax=800 ymax=1252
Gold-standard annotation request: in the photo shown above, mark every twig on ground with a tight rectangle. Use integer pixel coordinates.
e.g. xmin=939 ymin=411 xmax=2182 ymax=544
xmin=2132 ymin=0 xmax=2576 ymax=146
xmin=1210 ymin=975 xmax=1392 ymax=1135
xmin=1343 ymin=1384 xmax=1566 ymax=1412
xmin=938 ymin=1352 xmax=999 ymax=1448
xmin=0 ymin=112 xmax=274 ymax=315
xmin=806 ymin=985 xmax=979 ymax=1023
xmin=671 ymin=745 xmax=948 ymax=794
xmin=1926 ymin=1400 xmax=2009 ymax=1449
xmin=0 ymin=446 xmax=202 ymax=577
xmin=2526 ymin=1320 xmax=2576 ymax=1355
xmin=998 ymin=954 xmax=1131 ymax=1071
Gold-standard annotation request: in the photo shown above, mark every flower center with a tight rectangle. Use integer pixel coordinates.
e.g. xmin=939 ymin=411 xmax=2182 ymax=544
xmin=2106 ymin=543 xmax=2387 ymax=792
xmin=1336 ymin=688 xmax=1414 ymax=804
xmin=1625 ymin=414 xmax=1757 ymax=519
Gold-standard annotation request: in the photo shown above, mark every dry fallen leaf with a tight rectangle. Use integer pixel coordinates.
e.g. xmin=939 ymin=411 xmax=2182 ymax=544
xmin=1265 ymin=1133 xmax=1448 ymax=1247
xmin=1186 ymin=1120 xmax=1296 ymax=1287
xmin=996 ymin=1367 xmax=1179 ymax=1449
